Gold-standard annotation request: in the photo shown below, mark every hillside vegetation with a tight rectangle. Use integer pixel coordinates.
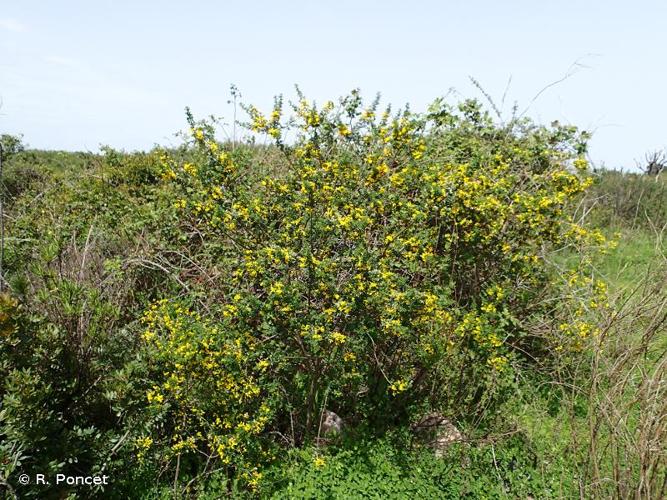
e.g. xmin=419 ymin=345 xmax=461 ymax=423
xmin=0 ymin=92 xmax=665 ymax=498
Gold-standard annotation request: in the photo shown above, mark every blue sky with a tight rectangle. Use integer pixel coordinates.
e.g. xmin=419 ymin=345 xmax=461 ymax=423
xmin=0 ymin=0 xmax=665 ymax=170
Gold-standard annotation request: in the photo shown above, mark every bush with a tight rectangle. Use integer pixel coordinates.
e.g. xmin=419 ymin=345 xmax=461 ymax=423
xmin=0 ymin=135 xmax=25 ymax=161
xmin=0 ymin=148 xmax=178 ymax=497
xmin=585 ymin=169 xmax=667 ymax=230
xmin=133 ymin=91 xmax=604 ymax=491
xmin=0 ymin=90 xmax=613 ymax=497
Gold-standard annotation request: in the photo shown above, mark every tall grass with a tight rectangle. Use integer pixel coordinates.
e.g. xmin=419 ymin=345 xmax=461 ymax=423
xmin=566 ymin=169 xmax=667 ymax=498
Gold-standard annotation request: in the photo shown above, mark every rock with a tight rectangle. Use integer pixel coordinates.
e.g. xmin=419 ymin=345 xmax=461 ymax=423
xmin=411 ymin=412 xmax=464 ymax=457
xmin=320 ymin=409 xmax=344 ymax=436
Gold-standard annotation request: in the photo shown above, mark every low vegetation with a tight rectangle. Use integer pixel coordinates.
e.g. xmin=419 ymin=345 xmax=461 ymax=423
xmin=0 ymin=91 xmax=664 ymax=498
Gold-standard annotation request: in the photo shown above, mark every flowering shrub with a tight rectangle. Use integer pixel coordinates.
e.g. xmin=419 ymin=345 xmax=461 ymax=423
xmin=140 ymin=90 xmax=605 ymax=481
xmin=0 ymin=91 xmax=626 ymax=497
xmin=137 ymin=299 xmax=270 ymax=489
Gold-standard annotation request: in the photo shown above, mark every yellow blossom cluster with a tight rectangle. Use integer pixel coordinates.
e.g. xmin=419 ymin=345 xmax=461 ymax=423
xmin=140 ymin=299 xmax=272 ymax=474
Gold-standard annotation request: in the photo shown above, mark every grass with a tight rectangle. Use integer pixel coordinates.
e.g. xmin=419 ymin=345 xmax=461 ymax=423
xmin=595 ymin=227 xmax=664 ymax=290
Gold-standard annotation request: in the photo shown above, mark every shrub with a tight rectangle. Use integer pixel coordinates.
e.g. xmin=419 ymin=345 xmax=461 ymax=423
xmin=0 ymin=148 xmax=178 ymax=497
xmin=135 ymin=90 xmax=604 ymax=490
xmin=0 ymin=91 xmax=614 ymax=496
xmin=0 ymin=134 xmax=25 ymax=161
xmin=585 ymin=169 xmax=667 ymax=230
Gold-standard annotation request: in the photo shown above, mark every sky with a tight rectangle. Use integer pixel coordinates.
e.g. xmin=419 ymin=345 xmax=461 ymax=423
xmin=0 ymin=0 xmax=665 ymax=171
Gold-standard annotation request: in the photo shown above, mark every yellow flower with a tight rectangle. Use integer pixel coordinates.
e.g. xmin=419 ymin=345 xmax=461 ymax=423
xmin=313 ymin=456 xmax=326 ymax=468
xmin=142 ymin=329 xmax=156 ymax=341
xmin=338 ymin=124 xmax=351 ymax=137
xmin=481 ymin=303 xmax=496 ymax=314
xmin=161 ymin=169 xmax=177 ymax=181
xmin=136 ymin=436 xmax=153 ymax=449
xmin=573 ymin=157 xmax=588 ymax=170
xmin=183 ymin=162 xmax=198 ymax=176
xmin=331 ymin=332 xmax=347 ymax=344
xmin=146 ymin=388 xmax=164 ymax=404
xmin=389 ymin=379 xmax=408 ymax=395
xmin=487 ymin=355 xmax=508 ymax=371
